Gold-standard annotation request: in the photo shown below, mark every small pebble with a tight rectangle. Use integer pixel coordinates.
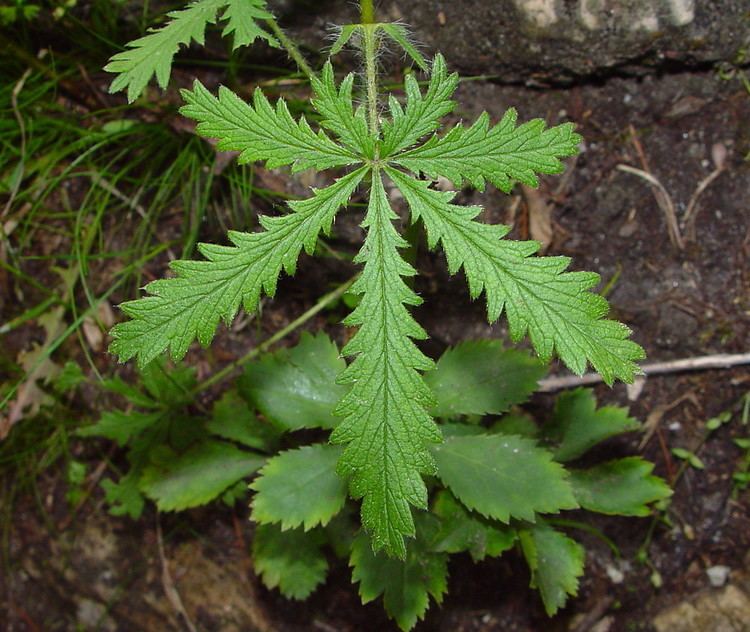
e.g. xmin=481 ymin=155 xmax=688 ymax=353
xmin=706 ymin=565 xmax=731 ymax=587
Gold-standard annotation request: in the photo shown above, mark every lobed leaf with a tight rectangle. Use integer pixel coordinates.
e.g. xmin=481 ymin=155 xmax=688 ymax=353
xmin=393 ymin=107 xmax=581 ymax=192
xmin=425 ymin=340 xmax=546 ymax=418
xmin=250 ymin=444 xmax=348 ymax=530
xmin=109 ymin=168 xmax=366 ymax=367
xmin=570 ymin=457 xmax=672 ymax=516
xmin=388 ymin=168 xmax=645 ymax=385
xmin=181 ymin=80 xmax=359 ymax=172
xmin=330 ymin=170 xmax=442 ymax=558
xmin=311 ymin=63 xmax=373 ymax=157
xmin=253 ymin=524 xmax=329 ymax=599
xmin=544 ymin=388 xmax=640 ymax=462
xmin=431 ymin=434 xmax=578 ymax=523
xmin=220 ymin=0 xmax=278 ymax=49
xmin=381 ymin=54 xmax=458 ymax=157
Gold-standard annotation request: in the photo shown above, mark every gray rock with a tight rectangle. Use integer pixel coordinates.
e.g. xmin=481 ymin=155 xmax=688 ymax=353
xmin=281 ymin=0 xmax=750 ymax=82
xmin=652 ymin=583 xmax=750 ymax=632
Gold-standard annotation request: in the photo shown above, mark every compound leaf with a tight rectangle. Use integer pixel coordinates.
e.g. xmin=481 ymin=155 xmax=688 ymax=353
xmin=140 ymin=440 xmax=264 ymax=511
xmin=381 ymin=53 xmax=458 ymax=157
xmin=109 ymin=167 xmax=366 ymax=367
xmin=105 ymin=0 xmax=225 ymax=102
xmin=431 ymin=491 xmax=516 ymax=562
xmin=519 ymin=521 xmax=585 ymax=616
xmin=544 ymin=388 xmax=640 ymax=462
xmin=350 ymin=517 xmax=448 ymax=631
xmin=388 ymin=168 xmax=644 ymax=385
xmin=311 ymin=63 xmax=373 ymax=156
xmin=253 ymin=524 xmax=329 ymax=599
xmin=570 ymin=457 xmax=672 ymax=516
xmin=431 ymin=434 xmax=577 ymax=523
xmin=425 ymin=340 xmax=546 ymax=418
xmin=331 ymin=170 xmax=442 ymax=559
xmin=181 ymin=80 xmax=359 ymax=172
xmin=251 ymin=444 xmax=347 ymax=530
xmin=220 ymin=0 xmax=277 ymax=49
xmin=106 ymin=0 xmax=278 ymax=102
xmin=393 ymin=107 xmax=581 ymax=192
xmin=239 ymin=332 xmax=347 ymax=431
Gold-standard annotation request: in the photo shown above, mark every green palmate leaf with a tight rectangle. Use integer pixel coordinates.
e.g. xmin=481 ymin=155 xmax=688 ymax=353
xmin=101 ymin=471 xmax=145 ymax=519
xmin=239 ymin=332 xmax=347 ymax=431
xmin=181 ymin=80 xmax=358 ymax=172
xmin=381 ymin=54 xmax=458 ymax=157
xmin=331 ymin=170 xmax=441 ymax=559
xmin=350 ymin=518 xmax=448 ymax=631
xmin=431 ymin=491 xmax=516 ymax=562
xmin=570 ymin=457 xmax=672 ymax=516
xmin=251 ymin=444 xmax=347 ymax=530
xmin=544 ymin=388 xmax=640 ymax=462
xmin=77 ymin=410 xmax=164 ymax=446
xmin=519 ymin=521 xmax=585 ymax=616
xmin=425 ymin=340 xmax=546 ymax=418
xmin=393 ymin=107 xmax=581 ymax=193
xmin=388 ymin=168 xmax=644 ymax=384
xmin=220 ymin=0 xmax=278 ymax=49
xmin=311 ymin=63 xmax=373 ymax=157
xmin=140 ymin=440 xmax=264 ymax=510
xmin=105 ymin=0 xmax=276 ymax=102
xmin=206 ymin=389 xmax=280 ymax=451
xmin=109 ymin=167 xmax=366 ymax=367
xmin=431 ymin=434 xmax=577 ymax=522
xmin=253 ymin=524 xmax=329 ymax=599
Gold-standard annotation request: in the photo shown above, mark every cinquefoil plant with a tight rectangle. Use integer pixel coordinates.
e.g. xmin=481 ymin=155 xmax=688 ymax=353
xmin=82 ymin=336 xmax=669 ymax=629
xmin=105 ymin=0 xmax=644 ymax=558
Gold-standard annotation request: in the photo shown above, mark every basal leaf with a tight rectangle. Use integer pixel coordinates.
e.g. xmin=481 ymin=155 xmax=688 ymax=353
xmin=206 ymin=389 xmax=280 ymax=451
xmin=431 ymin=491 xmax=516 ymax=561
xmin=140 ymin=440 xmax=264 ymax=511
xmin=570 ymin=457 xmax=672 ymax=516
xmin=250 ymin=444 xmax=347 ymax=530
xmin=239 ymin=332 xmax=347 ymax=431
xmin=350 ymin=516 xmax=448 ymax=631
xmin=77 ymin=410 xmax=164 ymax=447
xmin=431 ymin=434 xmax=577 ymax=522
xmin=519 ymin=521 xmax=584 ymax=616
xmin=253 ymin=524 xmax=329 ymax=600
xmin=544 ymin=388 xmax=640 ymax=462
xmin=388 ymin=168 xmax=644 ymax=385
xmin=425 ymin=340 xmax=546 ymax=418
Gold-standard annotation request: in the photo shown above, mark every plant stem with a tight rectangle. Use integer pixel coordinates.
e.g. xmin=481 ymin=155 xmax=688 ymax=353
xmin=265 ymin=18 xmax=315 ymax=81
xmin=363 ymin=25 xmax=380 ymax=138
xmin=193 ymin=275 xmax=359 ymax=394
xmin=361 ymin=0 xmax=375 ymax=24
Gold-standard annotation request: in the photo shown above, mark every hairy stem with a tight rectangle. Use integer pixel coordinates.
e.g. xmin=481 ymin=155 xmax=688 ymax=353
xmin=265 ymin=18 xmax=315 ymax=80
xmin=363 ymin=25 xmax=380 ymax=139
xmin=193 ymin=274 xmax=359 ymax=394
